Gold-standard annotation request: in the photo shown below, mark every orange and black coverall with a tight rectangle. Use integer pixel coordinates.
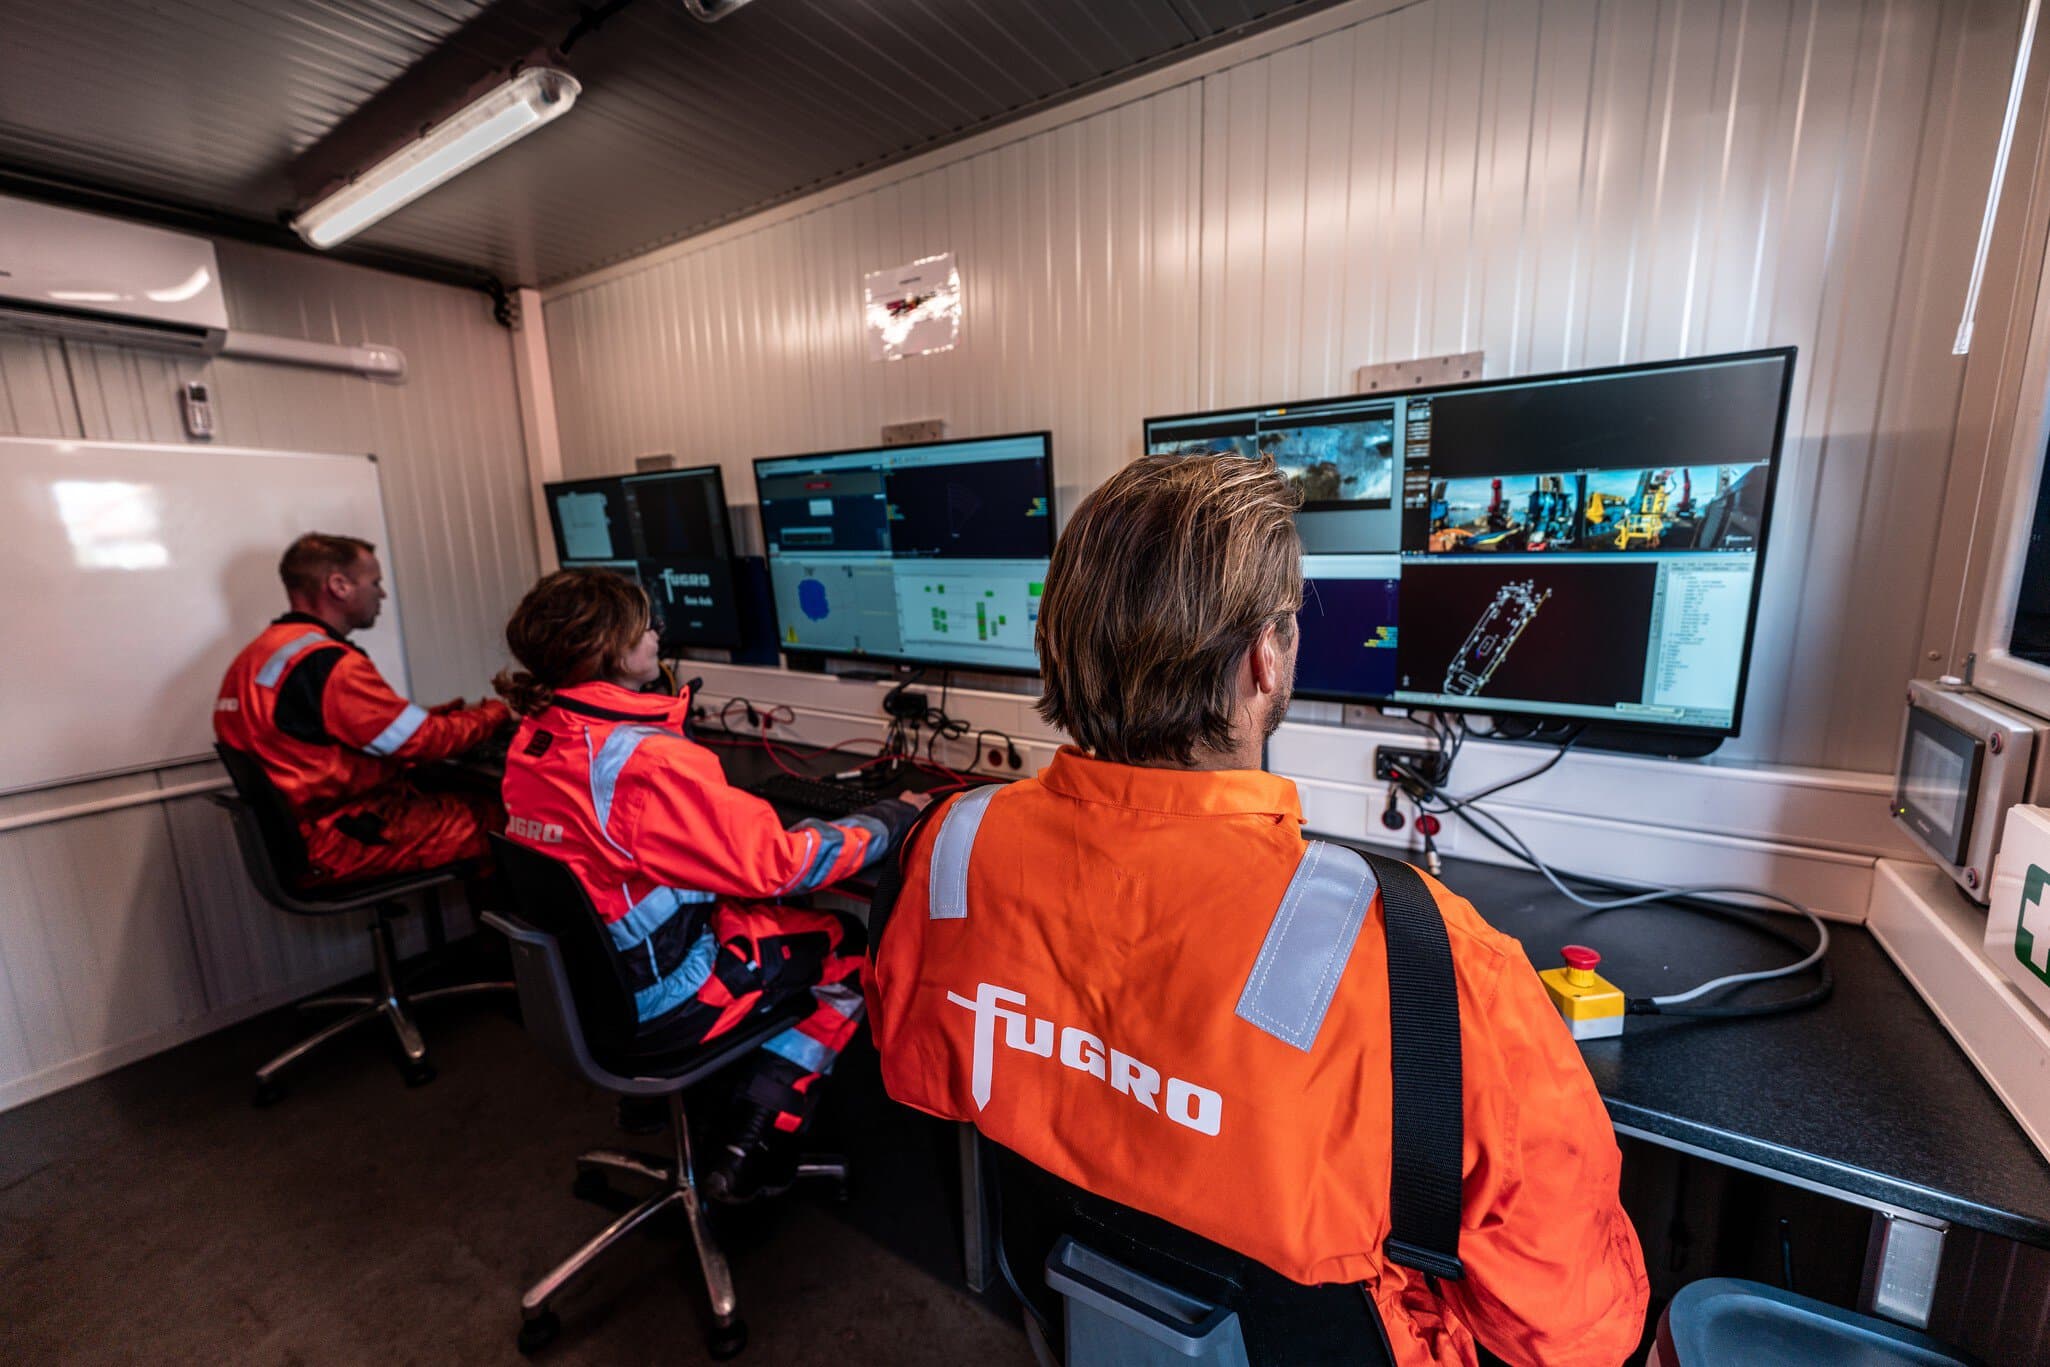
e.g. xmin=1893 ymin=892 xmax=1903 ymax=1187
xmin=215 ymin=613 xmax=507 ymax=884
xmin=869 ymin=747 xmax=1650 ymax=1367
xmin=500 ymin=680 xmax=917 ymax=1131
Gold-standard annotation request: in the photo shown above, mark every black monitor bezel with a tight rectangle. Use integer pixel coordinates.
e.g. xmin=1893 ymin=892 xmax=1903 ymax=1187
xmin=1145 ymin=346 xmax=1798 ymax=739
xmin=543 ymin=464 xmax=744 ymax=651
xmin=750 ymin=430 xmax=1056 ymax=677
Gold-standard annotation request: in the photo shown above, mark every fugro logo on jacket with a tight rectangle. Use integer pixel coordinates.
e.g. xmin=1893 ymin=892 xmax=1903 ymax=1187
xmin=507 ymin=814 xmax=564 ymax=844
xmin=944 ymin=982 xmax=1222 ymax=1136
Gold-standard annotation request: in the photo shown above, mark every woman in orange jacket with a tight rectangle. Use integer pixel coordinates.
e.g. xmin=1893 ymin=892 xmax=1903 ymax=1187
xmin=496 ymin=569 xmax=925 ymax=1200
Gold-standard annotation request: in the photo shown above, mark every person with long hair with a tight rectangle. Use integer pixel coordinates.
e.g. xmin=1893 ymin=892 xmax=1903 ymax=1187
xmin=867 ymin=455 xmax=1648 ymax=1366
xmin=496 ymin=568 xmax=926 ymax=1200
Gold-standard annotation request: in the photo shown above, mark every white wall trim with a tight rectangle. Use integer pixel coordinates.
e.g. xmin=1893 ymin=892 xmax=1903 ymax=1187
xmin=541 ymin=0 xmax=1416 ymax=300
xmin=685 ymin=660 xmax=1908 ymax=925
xmin=1867 ymin=859 xmax=2050 ymax=1165
xmin=0 ymin=777 xmax=227 ymax=834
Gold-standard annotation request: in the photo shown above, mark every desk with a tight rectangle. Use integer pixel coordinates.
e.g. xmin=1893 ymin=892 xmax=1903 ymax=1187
xmin=1418 ymin=857 xmax=2050 ymax=1327
xmin=1431 ymin=860 xmax=2050 ymax=1249
xmin=617 ymin=741 xmax=2050 ymax=1324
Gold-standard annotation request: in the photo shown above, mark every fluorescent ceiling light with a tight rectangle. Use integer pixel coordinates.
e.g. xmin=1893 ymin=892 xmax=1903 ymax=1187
xmin=292 ymin=67 xmax=580 ymax=250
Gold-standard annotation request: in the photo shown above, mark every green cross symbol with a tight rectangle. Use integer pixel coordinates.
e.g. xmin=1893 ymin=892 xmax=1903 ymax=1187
xmin=2019 ymin=865 xmax=2050 ymax=988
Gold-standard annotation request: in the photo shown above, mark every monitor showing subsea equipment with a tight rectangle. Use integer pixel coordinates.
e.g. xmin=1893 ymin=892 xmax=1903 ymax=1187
xmin=543 ymin=466 xmax=743 ymax=650
xmin=753 ymin=433 xmax=1054 ymax=672
xmin=1146 ymin=349 xmax=1794 ymax=735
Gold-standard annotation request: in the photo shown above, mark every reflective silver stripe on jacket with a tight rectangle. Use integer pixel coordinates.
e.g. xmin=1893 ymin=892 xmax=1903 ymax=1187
xmin=927 ymin=785 xmax=1001 ymax=920
xmin=1234 ymin=840 xmax=1379 ymax=1051
xmin=253 ymin=632 xmax=328 ymax=687
xmin=363 ymin=703 xmax=428 ymax=757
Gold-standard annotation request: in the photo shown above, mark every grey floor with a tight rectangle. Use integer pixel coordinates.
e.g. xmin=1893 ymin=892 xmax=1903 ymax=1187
xmin=0 ymin=956 xmax=1033 ymax=1366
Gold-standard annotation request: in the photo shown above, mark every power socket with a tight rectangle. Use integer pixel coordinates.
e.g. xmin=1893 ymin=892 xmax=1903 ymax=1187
xmin=1374 ymin=746 xmax=1438 ymax=783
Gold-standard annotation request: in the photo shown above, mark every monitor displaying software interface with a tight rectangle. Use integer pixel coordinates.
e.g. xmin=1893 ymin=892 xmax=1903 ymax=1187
xmin=543 ymin=467 xmax=742 ymax=649
xmin=753 ymin=433 xmax=1054 ymax=672
xmin=1145 ymin=349 xmax=1794 ymax=735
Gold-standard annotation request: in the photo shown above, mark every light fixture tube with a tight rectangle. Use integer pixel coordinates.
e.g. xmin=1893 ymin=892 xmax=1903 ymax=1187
xmin=292 ymin=67 xmax=580 ymax=250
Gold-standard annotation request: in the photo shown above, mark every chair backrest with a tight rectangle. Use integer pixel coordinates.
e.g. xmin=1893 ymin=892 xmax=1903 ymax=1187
xmin=488 ymin=834 xmax=641 ymax=1059
xmin=989 ymin=1140 xmax=1394 ymax=1367
xmin=213 ymin=743 xmax=314 ymax=892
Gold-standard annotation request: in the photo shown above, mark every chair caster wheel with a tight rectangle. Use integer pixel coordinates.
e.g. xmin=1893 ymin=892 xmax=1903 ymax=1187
xmin=252 ymin=1079 xmax=286 ymax=1108
xmin=516 ymin=1310 xmax=560 ymax=1355
xmin=706 ymin=1315 xmax=747 ymax=1360
xmin=571 ymin=1170 xmax=611 ymax=1203
xmin=401 ymin=1060 xmax=437 ymax=1088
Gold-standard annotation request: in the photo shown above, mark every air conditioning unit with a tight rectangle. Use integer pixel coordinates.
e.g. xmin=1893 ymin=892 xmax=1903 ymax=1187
xmin=0 ymin=195 xmax=229 ymax=355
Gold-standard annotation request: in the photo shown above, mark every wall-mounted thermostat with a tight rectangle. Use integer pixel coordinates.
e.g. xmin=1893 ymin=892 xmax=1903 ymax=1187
xmin=180 ymin=381 xmax=214 ymax=439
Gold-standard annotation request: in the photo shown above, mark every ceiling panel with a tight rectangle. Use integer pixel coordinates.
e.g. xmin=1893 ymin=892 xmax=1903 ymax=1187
xmin=0 ymin=0 xmax=1331 ymax=286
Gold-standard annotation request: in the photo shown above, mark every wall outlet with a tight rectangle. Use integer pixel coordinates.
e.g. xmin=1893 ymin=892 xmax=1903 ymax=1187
xmin=882 ymin=419 xmax=947 ymax=445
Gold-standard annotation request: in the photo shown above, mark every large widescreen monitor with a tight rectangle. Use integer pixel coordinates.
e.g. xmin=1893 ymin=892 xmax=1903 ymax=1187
xmin=543 ymin=465 xmax=743 ymax=650
xmin=752 ymin=432 xmax=1055 ymax=673
xmin=1145 ymin=348 xmax=1795 ymax=738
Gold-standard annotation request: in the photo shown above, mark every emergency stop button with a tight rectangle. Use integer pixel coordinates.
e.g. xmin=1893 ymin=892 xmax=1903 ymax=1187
xmin=1539 ymin=944 xmax=1625 ymax=1040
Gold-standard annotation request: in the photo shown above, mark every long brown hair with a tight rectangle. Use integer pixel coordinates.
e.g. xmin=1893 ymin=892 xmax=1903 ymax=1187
xmin=494 ymin=569 xmax=652 ymax=716
xmin=1035 ymin=453 xmax=1301 ymax=765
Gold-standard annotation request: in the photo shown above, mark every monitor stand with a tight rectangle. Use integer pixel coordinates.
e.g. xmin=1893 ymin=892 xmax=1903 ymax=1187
xmin=1480 ymin=716 xmax=1723 ymax=760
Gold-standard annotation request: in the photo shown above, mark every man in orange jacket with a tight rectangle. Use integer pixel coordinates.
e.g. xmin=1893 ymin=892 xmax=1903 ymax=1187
xmin=216 ymin=533 xmax=508 ymax=884
xmin=867 ymin=454 xmax=1649 ymax=1367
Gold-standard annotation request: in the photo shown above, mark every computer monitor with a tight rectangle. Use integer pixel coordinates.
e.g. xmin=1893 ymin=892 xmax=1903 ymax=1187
xmin=1145 ymin=348 xmax=1795 ymax=738
xmin=752 ymin=432 xmax=1055 ymax=673
xmin=543 ymin=466 xmax=743 ymax=650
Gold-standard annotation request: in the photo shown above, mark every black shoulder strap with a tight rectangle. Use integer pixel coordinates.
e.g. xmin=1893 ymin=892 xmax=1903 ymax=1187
xmin=1362 ymin=851 xmax=1465 ymax=1284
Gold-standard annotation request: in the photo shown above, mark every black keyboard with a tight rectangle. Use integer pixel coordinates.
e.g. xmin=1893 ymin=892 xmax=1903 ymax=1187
xmin=746 ymin=772 xmax=888 ymax=818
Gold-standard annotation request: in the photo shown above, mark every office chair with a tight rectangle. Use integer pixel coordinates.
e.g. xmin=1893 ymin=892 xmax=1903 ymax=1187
xmin=211 ymin=743 xmax=513 ymax=1104
xmin=486 ymin=835 xmax=848 ymax=1360
xmin=987 ymin=1137 xmax=1395 ymax=1366
xmin=1649 ymin=1279 xmax=1980 ymax=1366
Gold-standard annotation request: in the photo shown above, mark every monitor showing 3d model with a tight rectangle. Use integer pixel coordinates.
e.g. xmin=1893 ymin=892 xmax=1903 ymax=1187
xmin=752 ymin=432 xmax=1055 ymax=673
xmin=544 ymin=466 xmax=743 ymax=650
xmin=1146 ymin=348 xmax=1795 ymax=737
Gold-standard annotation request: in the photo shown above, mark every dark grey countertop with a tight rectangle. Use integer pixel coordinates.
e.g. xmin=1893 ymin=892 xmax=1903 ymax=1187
xmin=1413 ymin=855 xmax=2050 ymax=1249
xmin=718 ymin=734 xmax=2050 ymax=1251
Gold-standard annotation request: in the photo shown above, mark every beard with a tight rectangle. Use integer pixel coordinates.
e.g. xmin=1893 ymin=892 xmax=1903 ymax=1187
xmin=1260 ymin=677 xmax=1293 ymax=745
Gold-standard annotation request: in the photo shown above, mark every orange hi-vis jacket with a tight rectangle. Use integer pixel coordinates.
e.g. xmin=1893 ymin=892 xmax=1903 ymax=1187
xmin=215 ymin=614 xmax=507 ymax=875
xmin=869 ymin=748 xmax=1650 ymax=1367
xmin=499 ymin=680 xmax=913 ymax=1024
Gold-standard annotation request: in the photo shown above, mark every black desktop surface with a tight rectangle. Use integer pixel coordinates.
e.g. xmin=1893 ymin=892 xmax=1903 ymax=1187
xmin=493 ymin=732 xmax=2050 ymax=1249
xmin=1318 ymin=848 xmax=2050 ymax=1248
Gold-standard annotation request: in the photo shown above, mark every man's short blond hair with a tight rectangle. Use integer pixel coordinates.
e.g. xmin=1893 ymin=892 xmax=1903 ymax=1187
xmin=1035 ymin=453 xmax=1302 ymax=765
xmin=280 ymin=533 xmax=375 ymax=598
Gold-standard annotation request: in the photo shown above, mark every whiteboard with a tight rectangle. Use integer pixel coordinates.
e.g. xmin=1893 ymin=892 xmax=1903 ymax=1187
xmin=0 ymin=437 xmax=408 ymax=796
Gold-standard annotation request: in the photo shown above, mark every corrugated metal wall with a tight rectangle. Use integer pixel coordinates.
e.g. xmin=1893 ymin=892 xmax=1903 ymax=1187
xmin=544 ymin=0 xmax=2025 ymax=773
xmin=0 ymin=241 xmax=534 ymax=1108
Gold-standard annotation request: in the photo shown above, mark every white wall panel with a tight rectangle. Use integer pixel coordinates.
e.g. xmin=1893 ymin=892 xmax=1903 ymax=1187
xmin=0 ymin=803 xmax=206 ymax=1091
xmin=0 ymin=334 xmax=80 ymax=439
xmin=544 ymin=0 xmax=2024 ymax=777
xmin=0 ymin=238 xmax=532 ymax=1109
xmin=547 ymin=83 xmax=1205 ymax=534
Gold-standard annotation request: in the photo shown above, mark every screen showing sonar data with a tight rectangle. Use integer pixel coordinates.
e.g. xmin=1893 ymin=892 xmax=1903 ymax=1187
xmin=752 ymin=433 xmax=1054 ymax=672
